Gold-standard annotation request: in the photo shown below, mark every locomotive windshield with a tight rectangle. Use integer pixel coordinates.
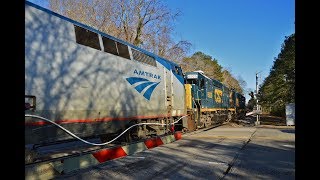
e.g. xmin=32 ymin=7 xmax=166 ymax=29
xmin=186 ymin=79 xmax=197 ymax=84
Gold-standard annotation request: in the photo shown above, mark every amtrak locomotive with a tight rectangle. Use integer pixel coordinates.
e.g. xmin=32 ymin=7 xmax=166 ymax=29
xmin=25 ymin=1 xmax=245 ymax=149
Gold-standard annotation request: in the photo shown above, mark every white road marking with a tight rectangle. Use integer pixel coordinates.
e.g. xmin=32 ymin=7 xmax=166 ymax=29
xmin=282 ymin=144 xmax=295 ymax=148
xmin=126 ymin=156 xmax=146 ymax=159
xmin=208 ymin=161 xmax=228 ymax=165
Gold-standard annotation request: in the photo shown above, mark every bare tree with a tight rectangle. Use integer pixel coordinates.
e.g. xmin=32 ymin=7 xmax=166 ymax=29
xmin=236 ymin=75 xmax=247 ymax=92
xmin=166 ymin=40 xmax=192 ymax=63
xmin=49 ymin=0 xmax=191 ymax=62
xmin=222 ymin=69 xmax=243 ymax=94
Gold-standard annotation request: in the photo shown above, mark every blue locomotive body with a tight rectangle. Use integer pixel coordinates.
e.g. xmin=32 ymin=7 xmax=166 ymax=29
xmin=184 ymin=71 xmax=246 ymax=128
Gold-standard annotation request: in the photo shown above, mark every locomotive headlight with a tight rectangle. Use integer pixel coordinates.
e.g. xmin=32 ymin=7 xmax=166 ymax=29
xmin=187 ymin=74 xmax=198 ymax=79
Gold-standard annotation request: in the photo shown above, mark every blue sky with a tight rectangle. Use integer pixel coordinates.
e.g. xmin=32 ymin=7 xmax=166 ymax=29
xmin=28 ymin=0 xmax=295 ymax=102
xmin=165 ymin=0 xmax=295 ymax=101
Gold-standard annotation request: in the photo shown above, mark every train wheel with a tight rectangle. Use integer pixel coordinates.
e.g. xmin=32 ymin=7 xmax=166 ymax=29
xmin=182 ymin=127 xmax=189 ymax=133
xmin=227 ymin=112 xmax=232 ymax=122
xmin=204 ymin=116 xmax=211 ymax=128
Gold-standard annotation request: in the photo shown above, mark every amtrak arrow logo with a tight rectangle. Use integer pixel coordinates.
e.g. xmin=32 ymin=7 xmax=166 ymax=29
xmin=126 ymin=77 xmax=160 ymax=100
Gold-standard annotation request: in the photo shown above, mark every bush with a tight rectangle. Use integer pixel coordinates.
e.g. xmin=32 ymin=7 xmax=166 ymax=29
xmin=270 ymin=105 xmax=285 ymax=117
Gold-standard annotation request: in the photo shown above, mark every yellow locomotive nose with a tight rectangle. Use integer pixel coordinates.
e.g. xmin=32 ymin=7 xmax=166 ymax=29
xmin=185 ymin=84 xmax=192 ymax=109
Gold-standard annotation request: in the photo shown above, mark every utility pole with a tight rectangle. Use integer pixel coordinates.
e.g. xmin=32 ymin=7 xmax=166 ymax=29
xmin=255 ymin=71 xmax=261 ymax=126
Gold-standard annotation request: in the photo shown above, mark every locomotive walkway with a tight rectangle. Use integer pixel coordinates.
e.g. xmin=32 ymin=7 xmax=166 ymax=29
xmin=55 ymin=123 xmax=295 ymax=180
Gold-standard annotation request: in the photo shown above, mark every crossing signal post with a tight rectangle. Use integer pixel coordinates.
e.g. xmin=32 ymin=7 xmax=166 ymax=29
xmin=255 ymin=71 xmax=261 ymax=126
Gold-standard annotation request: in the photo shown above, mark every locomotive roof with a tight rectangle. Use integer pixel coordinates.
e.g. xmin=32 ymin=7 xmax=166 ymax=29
xmin=25 ymin=1 xmax=181 ymax=68
xmin=185 ymin=71 xmax=244 ymax=96
xmin=185 ymin=71 xmax=221 ymax=85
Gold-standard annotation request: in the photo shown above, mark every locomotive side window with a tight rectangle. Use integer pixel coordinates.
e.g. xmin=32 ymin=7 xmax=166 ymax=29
xmin=172 ymin=65 xmax=183 ymax=76
xmin=102 ymin=36 xmax=118 ymax=56
xmin=132 ymin=48 xmax=157 ymax=67
xmin=200 ymin=79 xmax=205 ymax=89
xmin=186 ymin=79 xmax=197 ymax=84
xmin=177 ymin=67 xmax=183 ymax=75
xmin=117 ymin=42 xmax=130 ymax=59
xmin=102 ymin=36 xmax=130 ymax=60
xmin=74 ymin=25 xmax=100 ymax=50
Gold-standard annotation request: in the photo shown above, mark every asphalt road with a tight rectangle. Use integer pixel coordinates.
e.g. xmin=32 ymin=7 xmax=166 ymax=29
xmin=56 ymin=124 xmax=295 ymax=180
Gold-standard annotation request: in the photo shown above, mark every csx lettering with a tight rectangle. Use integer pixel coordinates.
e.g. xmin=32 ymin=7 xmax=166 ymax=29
xmin=214 ymin=89 xmax=222 ymax=103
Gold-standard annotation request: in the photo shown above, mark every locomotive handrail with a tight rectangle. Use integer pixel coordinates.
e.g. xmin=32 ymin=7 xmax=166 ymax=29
xmin=25 ymin=114 xmax=188 ymax=146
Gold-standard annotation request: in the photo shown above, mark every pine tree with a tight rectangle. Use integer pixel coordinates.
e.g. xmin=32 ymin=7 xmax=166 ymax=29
xmin=258 ymin=33 xmax=295 ymax=117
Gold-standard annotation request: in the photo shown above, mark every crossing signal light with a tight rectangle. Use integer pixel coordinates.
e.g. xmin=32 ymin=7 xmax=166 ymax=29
xmin=249 ymin=91 xmax=254 ymax=99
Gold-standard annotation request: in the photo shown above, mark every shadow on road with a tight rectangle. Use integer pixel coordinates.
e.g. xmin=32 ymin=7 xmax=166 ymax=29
xmin=280 ymin=129 xmax=295 ymax=134
xmin=56 ymin=134 xmax=295 ymax=180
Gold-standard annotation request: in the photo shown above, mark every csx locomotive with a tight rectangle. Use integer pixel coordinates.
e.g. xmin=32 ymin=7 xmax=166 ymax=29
xmin=25 ymin=1 xmax=245 ymax=146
